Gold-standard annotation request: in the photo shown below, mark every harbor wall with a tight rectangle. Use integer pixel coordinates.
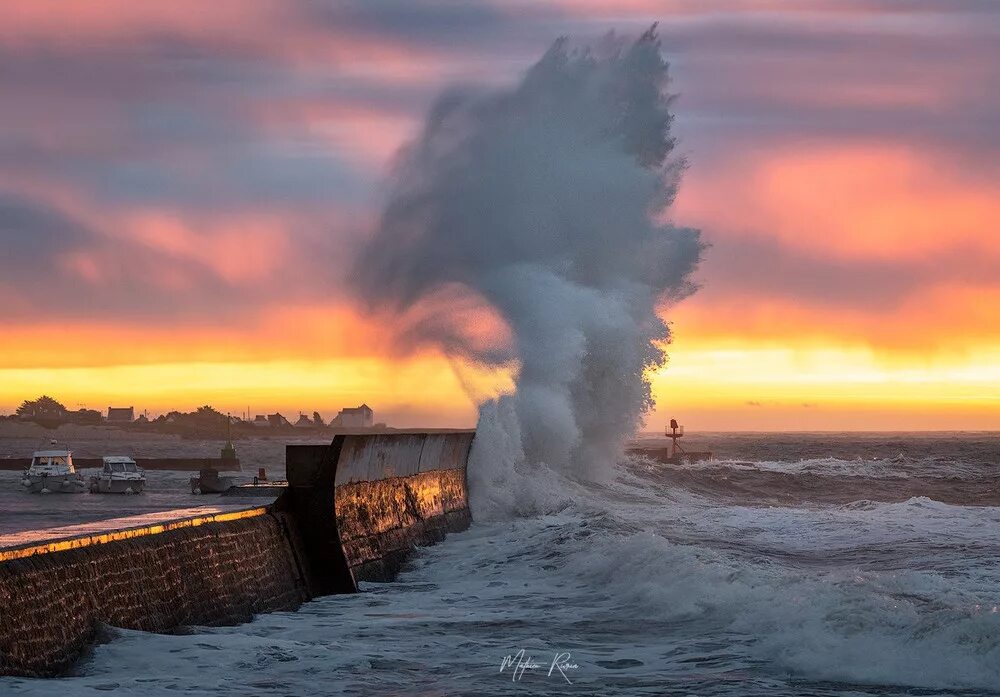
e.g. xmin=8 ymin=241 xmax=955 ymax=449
xmin=0 ymin=430 xmax=474 ymax=677
xmin=0 ymin=507 xmax=306 ymax=677
xmin=283 ymin=431 xmax=474 ymax=585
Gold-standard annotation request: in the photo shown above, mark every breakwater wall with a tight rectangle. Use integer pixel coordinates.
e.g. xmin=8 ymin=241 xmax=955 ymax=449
xmin=0 ymin=507 xmax=306 ymax=677
xmin=0 ymin=430 xmax=474 ymax=677
xmin=284 ymin=431 xmax=475 ymax=584
xmin=0 ymin=457 xmax=242 ymax=471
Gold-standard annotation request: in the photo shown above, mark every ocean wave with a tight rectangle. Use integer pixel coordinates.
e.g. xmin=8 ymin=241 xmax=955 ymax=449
xmin=622 ymin=455 xmax=1000 ymax=508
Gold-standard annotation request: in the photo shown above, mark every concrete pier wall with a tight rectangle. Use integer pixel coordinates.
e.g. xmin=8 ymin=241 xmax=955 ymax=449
xmin=0 ymin=430 xmax=475 ymax=677
xmin=332 ymin=431 xmax=474 ymax=582
xmin=0 ymin=507 xmax=306 ymax=677
xmin=280 ymin=430 xmax=474 ymax=587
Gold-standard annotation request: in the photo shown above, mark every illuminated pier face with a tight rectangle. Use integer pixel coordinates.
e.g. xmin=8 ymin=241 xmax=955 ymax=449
xmin=284 ymin=431 xmax=474 ymax=585
xmin=0 ymin=505 xmax=267 ymax=562
xmin=330 ymin=432 xmax=474 ymax=581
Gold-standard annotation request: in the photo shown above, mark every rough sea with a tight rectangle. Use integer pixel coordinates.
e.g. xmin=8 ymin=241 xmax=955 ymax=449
xmin=2 ymin=432 xmax=999 ymax=696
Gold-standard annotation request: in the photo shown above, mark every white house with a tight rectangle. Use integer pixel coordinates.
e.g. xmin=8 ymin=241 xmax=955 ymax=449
xmin=330 ymin=404 xmax=374 ymax=428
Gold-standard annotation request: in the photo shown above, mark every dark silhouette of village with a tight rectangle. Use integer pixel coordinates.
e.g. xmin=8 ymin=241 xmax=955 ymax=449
xmin=4 ymin=395 xmax=387 ymax=439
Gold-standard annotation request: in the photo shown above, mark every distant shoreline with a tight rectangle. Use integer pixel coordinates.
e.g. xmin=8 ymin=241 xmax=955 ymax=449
xmin=1 ymin=421 xmax=996 ymax=445
xmin=0 ymin=420 xmax=472 ymax=443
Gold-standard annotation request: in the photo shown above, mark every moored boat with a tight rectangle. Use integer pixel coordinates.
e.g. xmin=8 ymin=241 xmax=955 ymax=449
xmin=190 ymin=467 xmax=236 ymax=494
xmin=21 ymin=443 xmax=86 ymax=494
xmin=191 ymin=434 xmax=240 ymax=494
xmin=89 ymin=456 xmax=146 ymax=494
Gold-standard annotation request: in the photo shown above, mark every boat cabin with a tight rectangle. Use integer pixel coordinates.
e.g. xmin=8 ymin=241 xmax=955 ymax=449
xmin=29 ymin=449 xmax=75 ymax=473
xmin=101 ymin=456 xmax=140 ymax=475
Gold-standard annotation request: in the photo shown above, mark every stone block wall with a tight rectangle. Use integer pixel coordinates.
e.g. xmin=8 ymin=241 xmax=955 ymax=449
xmin=0 ymin=512 xmax=306 ymax=677
xmin=337 ymin=468 xmax=472 ymax=581
xmin=286 ymin=431 xmax=474 ymax=583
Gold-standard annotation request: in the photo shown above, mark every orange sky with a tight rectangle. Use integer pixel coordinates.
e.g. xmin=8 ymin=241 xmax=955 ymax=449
xmin=0 ymin=1 xmax=996 ymax=430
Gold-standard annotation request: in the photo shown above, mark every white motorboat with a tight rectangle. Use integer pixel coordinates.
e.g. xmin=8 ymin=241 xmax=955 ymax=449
xmin=89 ymin=456 xmax=146 ymax=494
xmin=22 ymin=443 xmax=86 ymax=494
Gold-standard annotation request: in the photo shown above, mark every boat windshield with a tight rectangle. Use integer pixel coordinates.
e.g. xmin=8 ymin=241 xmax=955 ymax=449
xmin=107 ymin=462 xmax=138 ymax=472
xmin=34 ymin=456 xmax=67 ymax=466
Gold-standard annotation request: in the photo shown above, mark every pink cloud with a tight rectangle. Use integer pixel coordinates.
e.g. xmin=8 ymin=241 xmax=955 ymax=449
xmin=127 ymin=213 xmax=292 ymax=285
xmin=673 ymin=143 xmax=999 ymax=262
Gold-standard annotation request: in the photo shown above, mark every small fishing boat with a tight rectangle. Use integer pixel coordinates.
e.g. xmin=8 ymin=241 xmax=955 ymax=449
xmin=191 ymin=432 xmax=240 ymax=494
xmin=190 ymin=467 xmax=236 ymax=494
xmin=21 ymin=442 xmax=86 ymax=494
xmin=89 ymin=456 xmax=146 ymax=494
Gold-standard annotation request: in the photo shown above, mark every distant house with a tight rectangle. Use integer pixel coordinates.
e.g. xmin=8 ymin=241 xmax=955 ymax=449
xmin=107 ymin=407 xmax=134 ymax=423
xmin=331 ymin=404 xmax=374 ymax=428
xmin=252 ymin=415 xmax=269 ymax=427
xmin=267 ymin=413 xmax=292 ymax=428
xmin=294 ymin=414 xmax=313 ymax=428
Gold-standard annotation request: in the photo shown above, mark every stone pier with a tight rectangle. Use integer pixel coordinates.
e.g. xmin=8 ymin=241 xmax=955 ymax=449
xmin=0 ymin=430 xmax=474 ymax=677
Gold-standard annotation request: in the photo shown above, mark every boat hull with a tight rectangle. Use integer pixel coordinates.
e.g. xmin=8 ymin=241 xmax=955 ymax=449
xmin=22 ymin=474 xmax=86 ymax=494
xmin=88 ymin=477 xmax=146 ymax=494
xmin=190 ymin=476 xmax=235 ymax=494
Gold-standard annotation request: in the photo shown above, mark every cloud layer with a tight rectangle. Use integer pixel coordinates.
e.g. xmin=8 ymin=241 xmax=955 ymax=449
xmin=0 ymin=0 xmax=996 ymax=423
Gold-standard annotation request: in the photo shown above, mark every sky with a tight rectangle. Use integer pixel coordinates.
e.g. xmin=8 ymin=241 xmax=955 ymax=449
xmin=0 ymin=0 xmax=997 ymax=430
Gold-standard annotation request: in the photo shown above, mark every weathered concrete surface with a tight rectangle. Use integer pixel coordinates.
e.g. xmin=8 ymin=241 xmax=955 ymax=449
xmin=285 ymin=430 xmax=474 ymax=583
xmin=0 ymin=506 xmax=267 ymax=558
xmin=278 ymin=442 xmax=356 ymax=597
xmin=0 ymin=507 xmax=306 ymax=677
xmin=337 ymin=469 xmax=472 ymax=581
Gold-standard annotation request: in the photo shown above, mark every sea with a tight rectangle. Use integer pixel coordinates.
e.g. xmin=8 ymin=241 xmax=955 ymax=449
xmin=1 ymin=431 xmax=999 ymax=696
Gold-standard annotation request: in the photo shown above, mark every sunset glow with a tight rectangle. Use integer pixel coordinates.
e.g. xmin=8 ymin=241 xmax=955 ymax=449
xmin=1 ymin=0 xmax=996 ymax=430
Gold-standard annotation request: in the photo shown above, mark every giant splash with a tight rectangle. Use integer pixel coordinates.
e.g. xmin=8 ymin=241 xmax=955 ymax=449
xmin=351 ymin=27 xmax=705 ymax=504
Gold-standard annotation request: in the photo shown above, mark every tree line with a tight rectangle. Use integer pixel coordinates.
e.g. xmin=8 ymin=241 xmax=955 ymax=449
xmin=7 ymin=396 xmax=331 ymax=433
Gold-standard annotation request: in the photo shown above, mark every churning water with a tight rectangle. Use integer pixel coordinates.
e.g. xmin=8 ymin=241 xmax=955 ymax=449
xmin=3 ymin=432 xmax=1000 ymax=696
